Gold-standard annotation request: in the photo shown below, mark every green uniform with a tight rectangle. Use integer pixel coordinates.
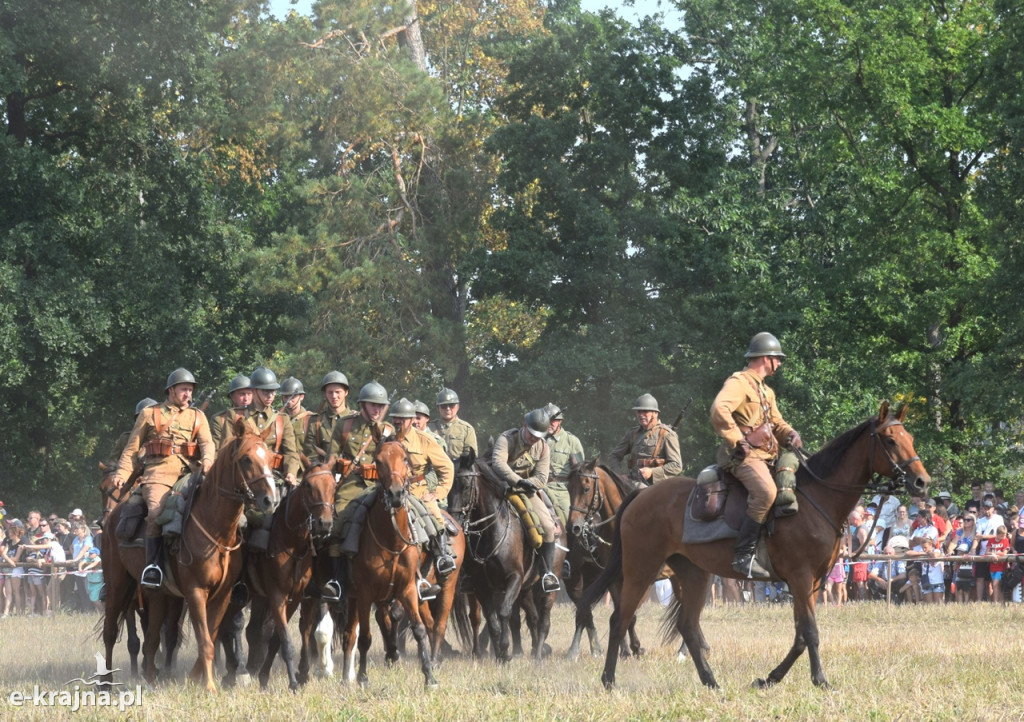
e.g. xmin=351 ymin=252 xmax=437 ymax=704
xmin=209 ymin=407 xmax=245 ymax=450
xmin=286 ymin=407 xmax=314 ymax=472
xmin=327 ymin=415 xmax=396 ymax=552
xmin=429 ymin=417 xmax=478 ymax=460
xmin=303 ymin=406 xmax=356 ymax=463
xmin=490 ymin=428 xmax=556 ymax=542
xmin=245 ymin=403 xmax=301 ymax=479
xmin=545 ymin=428 xmax=584 ymax=526
xmin=609 ymin=422 xmax=682 ymax=486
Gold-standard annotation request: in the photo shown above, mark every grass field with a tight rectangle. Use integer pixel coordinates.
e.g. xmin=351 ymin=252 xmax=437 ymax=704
xmin=0 ymin=599 xmax=1020 ymax=721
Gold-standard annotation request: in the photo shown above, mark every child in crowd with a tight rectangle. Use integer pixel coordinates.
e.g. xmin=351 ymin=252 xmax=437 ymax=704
xmin=988 ymin=525 xmax=1011 ymax=604
xmin=81 ymin=547 xmax=104 ymax=612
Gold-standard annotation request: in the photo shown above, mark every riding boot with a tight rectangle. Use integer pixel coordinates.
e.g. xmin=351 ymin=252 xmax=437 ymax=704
xmin=539 ymin=541 xmax=560 ymax=593
xmin=321 ymin=555 xmax=346 ymax=602
xmin=434 ymin=532 xmax=456 ymax=575
xmin=732 ymin=515 xmax=771 ymax=580
xmin=417 ymin=576 xmax=441 ymax=601
xmin=140 ymin=536 xmax=165 ymax=589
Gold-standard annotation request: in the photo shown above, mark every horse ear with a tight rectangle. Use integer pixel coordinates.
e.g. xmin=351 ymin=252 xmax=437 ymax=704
xmin=877 ymin=400 xmax=890 ymax=424
xmin=260 ymin=423 xmax=273 ymax=442
xmin=896 ymin=402 xmax=908 ymax=422
xmin=233 ymin=416 xmax=248 ymax=438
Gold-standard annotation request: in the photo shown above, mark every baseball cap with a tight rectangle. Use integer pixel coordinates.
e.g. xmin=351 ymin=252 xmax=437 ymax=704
xmin=936 ymin=491 xmax=951 ymax=500
xmin=925 ymin=498 xmax=937 ymax=507
xmin=983 ymin=499 xmax=994 ymax=508
xmin=889 ymin=535 xmax=909 ymax=550
xmin=70 ymin=508 xmax=84 ymax=517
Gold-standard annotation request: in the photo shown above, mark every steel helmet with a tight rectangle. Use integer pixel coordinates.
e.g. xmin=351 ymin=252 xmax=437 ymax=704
xmin=279 ymin=376 xmax=305 ymax=397
xmin=413 ymin=400 xmax=431 ymax=418
xmin=744 ymin=332 xmax=787 ymax=359
xmin=358 ymin=381 xmax=389 ymax=405
xmin=524 ymin=408 xmax=551 ymax=438
xmin=227 ymin=374 xmax=251 ymax=395
xmin=320 ymin=370 xmax=350 ymax=391
xmin=543 ymin=403 xmax=563 ymax=421
xmin=631 ymin=394 xmax=659 ymax=412
xmin=389 ymin=398 xmax=417 ymax=419
xmin=250 ymin=366 xmax=281 ymax=390
xmin=165 ymin=367 xmax=197 ymax=391
xmin=436 ymin=388 xmax=460 ymax=406
xmin=135 ymin=397 xmax=158 ymax=416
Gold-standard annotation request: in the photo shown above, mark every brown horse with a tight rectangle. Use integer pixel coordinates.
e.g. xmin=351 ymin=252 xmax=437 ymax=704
xmin=340 ymin=438 xmax=462 ymax=689
xmin=565 ymin=459 xmax=644 ymax=660
xmin=579 ymin=401 xmax=930 ymax=690
xmin=221 ymin=461 xmax=336 ymax=691
xmin=102 ymin=420 xmax=279 ymax=691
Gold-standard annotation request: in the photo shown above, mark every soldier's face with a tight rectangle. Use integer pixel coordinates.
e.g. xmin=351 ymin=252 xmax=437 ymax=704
xmin=635 ymin=410 xmax=657 ymax=430
xmin=169 ymin=383 xmax=194 ymax=407
xmin=412 ymin=414 xmax=429 ymax=431
xmin=438 ymin=403 xmax=458 ymax=422
xmin=255 ymin=389 xmax=276 ymax=408
xmin=324 ymin=384 xmax=348 ymax=410
xmin=283 ymin=394 xmax=304 ymax=412
xmin=548 ymin=419 xmax=562 ymax=435
xmin=362 ymin=402 xmax=387 ymax=423
xmin=230 ymin=389 xmax=253 ymax=409
xmin=393 ymin=417 xmax=414 ymax=435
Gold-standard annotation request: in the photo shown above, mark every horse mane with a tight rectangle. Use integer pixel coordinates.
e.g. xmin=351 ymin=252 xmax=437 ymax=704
xmin=597 ymin=464 xmax=633 ymax=498
xmin=800 ymin=418 xmax=874 ymax=482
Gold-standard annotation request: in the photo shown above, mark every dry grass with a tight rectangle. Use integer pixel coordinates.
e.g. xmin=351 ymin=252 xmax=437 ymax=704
xmin=0 ymin=599 xmax=1021 ymax=721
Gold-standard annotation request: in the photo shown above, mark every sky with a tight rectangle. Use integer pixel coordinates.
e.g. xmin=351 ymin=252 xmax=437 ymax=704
xmin=266 ymin=0 xmax=679 ymax=23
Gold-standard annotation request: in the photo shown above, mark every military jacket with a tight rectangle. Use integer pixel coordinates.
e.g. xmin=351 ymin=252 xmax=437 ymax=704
xmin=610 ymin=422 xmax=682 ymax=484
xmin=710 ymin=369 xmax=795 ymax=463
xmin=114 ymin=401 xmax=214 ymax=487
xmin=210 ymin=407 xmax=246 ymax=450
xmin=546 ymin=428 xmax=585 ymax=481
xmin=288 ymin=408 xmax=314 ymax=449
xmin=328 ymin=415 xmax=396 ymax=484
xmin=246 ymin=404 xmax=300 ymax=478
xmin=399 ymin=428 xmax=454 ymax=500
xmin=490 ymin=428 xmax=550 ymax=488
xmin=303 ymin=406 xmax=357 ymax=462
xmin=429 ymin=417 xmax=478 ymax=460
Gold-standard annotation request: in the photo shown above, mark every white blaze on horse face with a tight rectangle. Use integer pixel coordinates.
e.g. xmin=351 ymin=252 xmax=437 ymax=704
xmin=254 ymin=445 xmax=274 ymax=476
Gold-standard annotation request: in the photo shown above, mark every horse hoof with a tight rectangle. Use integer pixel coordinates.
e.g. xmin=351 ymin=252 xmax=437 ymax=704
xmin=236 ymin=672 xmax=252 ymax=688
xmin=357 ymin=675 xmax=369 ymax=688
xmin=752 ymin=677 xmax=775 ymax=689
xmin=425 ymin=678 xmax=440 ymax=690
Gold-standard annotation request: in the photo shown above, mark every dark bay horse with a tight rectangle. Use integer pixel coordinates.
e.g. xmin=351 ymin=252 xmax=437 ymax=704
xmin=448 ymin=454 xmax=565 ymax=662
xmin=565 ymin=459 xmax=644 ymax=660
xmin=340 ymin=438 xmax=462 ymax=689
xmin=579 ymin=401 xmax=930 ymax=690
xmin=102 ymin=421 xmax=279 ymax=691
xmin=221 ymin=461 xmax=336 ymax=691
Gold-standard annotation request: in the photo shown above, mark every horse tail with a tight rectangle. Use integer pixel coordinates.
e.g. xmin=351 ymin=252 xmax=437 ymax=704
xmin=658 ymin=591 xmax=683 ymax=645
xmin=451 ymin=591 xmax=475 ymax=654
xmin=575 ymin=488 xmax=639 ymax=618
xmin=93 ymin=571 xmax=139 ymax=643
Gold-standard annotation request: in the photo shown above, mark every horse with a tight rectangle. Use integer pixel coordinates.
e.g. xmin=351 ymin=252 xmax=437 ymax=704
xmin=220 ymin=461 xmax=336 ymax=691
xmin=564 ymin=459 xmax=645 ymax=660
xmin=101 ymin=419 xmax=279 ymax=692
xmin=448 ymin=452 xmax=566 ymax=662
xmin=578 ymin=401 xmax=930 ymax=690
xmin=340 ymin=437 xmax=463 ymax=689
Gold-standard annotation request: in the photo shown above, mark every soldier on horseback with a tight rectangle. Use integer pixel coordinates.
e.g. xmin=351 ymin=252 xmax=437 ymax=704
xmin=429 ymin=388 xmax=478 ymax=462
xmin=610 ymin=394 xmax=682 ymax=488
xmin=246 ymin=366 xmax=300 ymax=487
xmin=711 ymin=332 xmax=803 ymax=580
xmin=209 ymin=374 xmax=252 ymax=450
xmin=279 ymin=376 xmax=313 ymax=466
xmin=111 ymin=368 xmax=215 ymax=589
xmin=302 ymin=370 xmax=356 ymax=464
xmin=320 ymin=381 xmax=395 ymax=602
xmin=489 ymin=409 xmax=561 ymax=593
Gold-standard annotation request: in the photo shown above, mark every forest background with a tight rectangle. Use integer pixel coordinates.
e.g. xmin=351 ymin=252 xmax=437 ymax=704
xmin=3 ymin=0 xmax=1024 ymax=513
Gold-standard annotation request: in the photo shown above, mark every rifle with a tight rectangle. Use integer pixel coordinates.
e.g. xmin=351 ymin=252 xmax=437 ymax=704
xmin=192 ymin=388 xmax=216 ymax=413
xmin=670 ymin=397 xmax=694 ymax=431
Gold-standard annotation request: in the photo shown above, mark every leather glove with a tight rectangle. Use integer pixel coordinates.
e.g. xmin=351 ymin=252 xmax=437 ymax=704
xmin=787 ymin=431 xmax=803 ymax=450
xmin=518 ymin=479 xmax=539 ymax=497
xmin=732 ymin=440 xmax=751 ymax=461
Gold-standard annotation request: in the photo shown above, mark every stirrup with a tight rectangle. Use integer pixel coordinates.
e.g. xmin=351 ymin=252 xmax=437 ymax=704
xmin=733 ymin=555 xmax=770 ymax=581
xmin=435 ymin=554 xmax=456 ymax=575
xmin=540 ymin=572 xmax=560 ymax=594
xmin=140 ymin=564 xmax=164 ymax=589
xmin=562 ymin=559 xmax=572 ymax=578
xmin=321 ymin=580 xmax=343 ymax=602
xmin=417 ymin=578 xmax=440 ymax=601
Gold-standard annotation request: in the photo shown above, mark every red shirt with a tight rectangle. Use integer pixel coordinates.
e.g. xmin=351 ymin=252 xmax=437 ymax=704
xmin=988 ymin=537 xmax=1011 ymax=573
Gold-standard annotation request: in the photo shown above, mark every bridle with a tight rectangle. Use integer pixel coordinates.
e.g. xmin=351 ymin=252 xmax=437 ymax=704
xmin=375 ymin=444 xmax=420 ymax=549
xmin=215 ymin=436 xmax=279 ymax=510
xmin=284 ymin=467 xmax=334 ymax=541
xmin=449 ymin=464 xmax=512 ymax=563
xmin=568 ymin=468 xmax=613 ymax=559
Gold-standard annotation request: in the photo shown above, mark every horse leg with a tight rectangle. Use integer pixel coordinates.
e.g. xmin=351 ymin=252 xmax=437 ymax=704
xmin=602 ymin=556 xmax=663 ymax=690
xmin=268 ymin=590 xmax=300 ymax=692
xmin=667 ymin=559 xmax=718 ymax=688
xmin=218 ymin=602 xmax=245 ymax=688
xmin=355 ymin=597 xmax=373 ymax=687
xmin=756 ymin=577 xmax=826 ymax=688
xmin=509 ymin=602 xmax=524 ymax=657
xmin=313 ymin=601 xmax=336 ymax=679
xmin=141 ymin=593 xmax=167 ymax=686
xmin=126 ymin=607 xmax=141 ymax=679
xmin=245 ymin=596 xmax=272 ymax=685
xmin=375 ymin=604 xmax=400 ymax=666
xmin=163 ymin=596 xmax=185 ymax=678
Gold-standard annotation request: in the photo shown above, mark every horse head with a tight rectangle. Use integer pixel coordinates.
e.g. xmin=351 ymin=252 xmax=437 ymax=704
xmin=567 ymin=457 xmax=601 ymax=539
xmin=870 ymin=400 xmax=930 ymax=496
xmin=374 ymin=440 xmax=413 ymax=509
xmin=299 ymin=463 xmax=336 ymax=539
xmin=449 ymin=449 xmax=481 ymax=524
xmin=226 ymin=417 xmax=280 ymax=514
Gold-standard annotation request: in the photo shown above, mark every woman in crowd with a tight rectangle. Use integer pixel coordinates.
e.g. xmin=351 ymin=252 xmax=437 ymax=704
xmin=947 ymin=513 xmax=977 ymax=603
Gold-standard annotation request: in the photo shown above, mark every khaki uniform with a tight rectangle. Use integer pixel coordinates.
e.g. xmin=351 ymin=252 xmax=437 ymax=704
xmin=286 ymin=407 xmax=314 ymax=472
xmin=610 ymin=422 xmax=682 ymax=485
xmin=546 ymin=428 xmax=585 ymax=525
xmin=246 ymin=403 xmax=301 ymax=479
xmin=113 ymin=401 xmax=214 ymax=536
xmin=429 ymin=417 xmax=478 ymax=460
xmin=398 ymin=428 xmax=454 ymax=527
xmin=209 ymin=407 xmax=245 ymax=450
xmin=327 ymin=416 xmax=396 ymax=551
xmin=710 ymin=369 xmax=796 ymax=523
xmin=303 ymin=406 xmax=356 ymax=463
xmin=490 ymin=428 xmax=556 ymax=542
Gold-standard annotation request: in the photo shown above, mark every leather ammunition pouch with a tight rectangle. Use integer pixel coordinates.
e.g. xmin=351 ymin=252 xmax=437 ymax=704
xmin=116 ymin=495 xmax=147 ymax=542
xmin=360 ymin=463 xmax=378 ymax=481
xmin=268 ymin=452 xmax=283 ymax=471
xmin=742 ymin=422 xmax=774 ymax=451
xmin=692 ymin=466 xmax=729 ymax=522
xmin=144 ymin=439 xmax=198 ymax=458
xmin=334 ymin=457 xmax=353 ymax=477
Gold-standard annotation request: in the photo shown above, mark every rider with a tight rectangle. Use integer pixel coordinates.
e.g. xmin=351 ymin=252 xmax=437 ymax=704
xmin=711 ymin=332 xmax=803 ymax=580
xmin=390 ymin=398 xmax=457 ymax=593
xmin=209 ymin=374 xmax=253 ymax=450
xmin=246 ymin=366 xmax=300 ymax=487
xmin=111 ymin=368 xmax=215 ymax=589
xmin=609 ymin=394 xmax=682 ymax=488
xmin=429 ymin=388 xmax=478 ymax=462
xmin=320 ymin=381 xmax=396 ymax=601
xmin=279 ymin=376 xmax=314 ymax=467
xmin=302 ymin=371 xmax=356 ymax=464
xmin=543 ymin=403 xmax=584 ymax=524
xmin=489 ymin=408 xmax=561 ymax=593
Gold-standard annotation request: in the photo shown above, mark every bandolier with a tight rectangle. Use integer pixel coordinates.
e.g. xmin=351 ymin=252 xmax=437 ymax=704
xmin=609 ymin=394 xmax=682 ymax=488
xmin=303 ymin=371 xmax=356 ymax=463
